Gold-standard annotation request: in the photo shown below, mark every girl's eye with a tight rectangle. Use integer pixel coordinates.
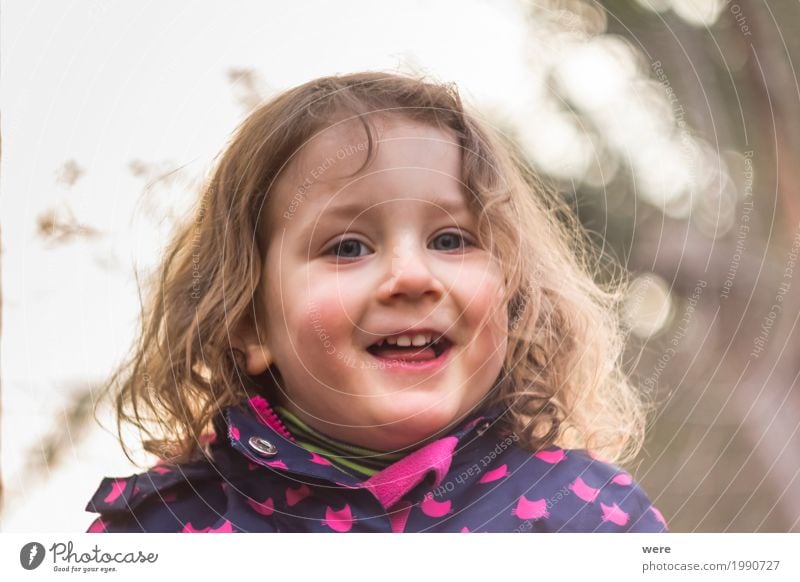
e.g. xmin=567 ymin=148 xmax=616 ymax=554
xmin=431 ymin=231 xmax=472 ymax=251
xmin=327 ymin=238 xmax=371 ymax=259
xmin=324 ymin=231 xmax=472 ymax=259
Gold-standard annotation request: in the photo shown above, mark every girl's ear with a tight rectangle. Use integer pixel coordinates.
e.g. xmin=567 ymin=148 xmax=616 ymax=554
xmin=232 ymin=317 xmax=273 ymax=376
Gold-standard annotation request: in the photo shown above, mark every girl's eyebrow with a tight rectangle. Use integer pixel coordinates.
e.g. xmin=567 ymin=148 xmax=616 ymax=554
xmin=319 ymin=195 xmax=473 ymax=221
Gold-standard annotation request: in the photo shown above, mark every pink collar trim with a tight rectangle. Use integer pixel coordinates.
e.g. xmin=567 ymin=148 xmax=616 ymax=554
xmin=363 ymin=436 xmax=458 ymax=510
xmin=248 ymin=396 xmax=295 ymax=442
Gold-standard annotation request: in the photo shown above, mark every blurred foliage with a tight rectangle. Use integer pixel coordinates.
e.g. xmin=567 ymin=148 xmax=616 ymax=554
xmin=27 ymin=384 xmax=97 ymax=476
xmin=520 ymin=0 xmax=800 ymax=532
xmin=36 ymin=206 xmax=100 ymax=246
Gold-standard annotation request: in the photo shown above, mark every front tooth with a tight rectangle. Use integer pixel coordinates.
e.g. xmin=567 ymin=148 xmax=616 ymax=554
xmin=386 ymin=336 xmax=398 ymax=345
xmin=411 ymin=334 xmax=428 ymax=346
xmin=396 ymin=335 xmax=412 ymax=347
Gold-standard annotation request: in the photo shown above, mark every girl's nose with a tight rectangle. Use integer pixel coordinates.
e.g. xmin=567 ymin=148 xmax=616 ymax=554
xmin=376 ymin=239 xmax=446 ymax=302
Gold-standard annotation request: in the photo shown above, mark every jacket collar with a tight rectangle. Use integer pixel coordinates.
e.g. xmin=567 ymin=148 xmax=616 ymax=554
xmin=220 ymin=396 xmax=505 ymax=510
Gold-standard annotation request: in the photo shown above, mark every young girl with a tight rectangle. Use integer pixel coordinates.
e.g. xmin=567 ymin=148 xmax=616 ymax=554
xmin=86 ymin=71 xmax=666 ymax=533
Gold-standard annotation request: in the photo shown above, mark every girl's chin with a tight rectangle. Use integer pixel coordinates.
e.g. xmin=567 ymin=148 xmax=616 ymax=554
xmin=358 ymin=405 xmax=466 ymax=451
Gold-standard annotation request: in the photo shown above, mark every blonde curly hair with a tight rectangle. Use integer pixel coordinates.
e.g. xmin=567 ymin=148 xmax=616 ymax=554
xmin=107 ymin=71 xmax=645 ymax=466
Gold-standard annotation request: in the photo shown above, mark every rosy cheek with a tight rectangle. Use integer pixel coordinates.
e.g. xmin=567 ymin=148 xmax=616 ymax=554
xmin=464 ymin=272 xmax=508 ymax=344
xmin=486 ymin=307 xmax=509 ymax=351
xmin=296 ymin=296 xmax=353 ymax=354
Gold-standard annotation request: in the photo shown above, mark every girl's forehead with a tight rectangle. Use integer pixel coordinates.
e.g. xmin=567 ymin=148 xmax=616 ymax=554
xmin=287 ymin=116 xmax=461 ymax=186
xmin=270 ymin=117 xmax=468 ymax=220
xmin=262 ymin=122 xmax=474 ymax=242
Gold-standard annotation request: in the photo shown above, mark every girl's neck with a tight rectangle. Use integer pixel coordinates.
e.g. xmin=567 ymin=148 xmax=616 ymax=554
xmin=274 ymin=405 xmax=407 ymax=478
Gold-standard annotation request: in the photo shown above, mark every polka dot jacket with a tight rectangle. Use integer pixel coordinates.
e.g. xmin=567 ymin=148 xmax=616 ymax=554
xmin=86 ymin=397 xmax=668 ymax=533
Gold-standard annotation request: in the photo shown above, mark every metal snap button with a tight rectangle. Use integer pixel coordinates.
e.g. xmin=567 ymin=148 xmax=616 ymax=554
xmin=476 ymin=422 xmax=490 ymax=436
xmin=248 ymin=436 xmax=278 ymax=457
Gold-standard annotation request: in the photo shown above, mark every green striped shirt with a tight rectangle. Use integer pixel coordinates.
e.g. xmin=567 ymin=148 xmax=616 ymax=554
xmin=275 ymin=406 xmax=407 ymax=478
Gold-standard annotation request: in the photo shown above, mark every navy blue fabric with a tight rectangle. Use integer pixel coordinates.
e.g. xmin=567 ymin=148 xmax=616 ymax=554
xmin=86 ymin=403 xmax=667 ymax=533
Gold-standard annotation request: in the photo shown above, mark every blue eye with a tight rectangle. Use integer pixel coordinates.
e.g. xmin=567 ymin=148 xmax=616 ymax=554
xmin=327 ymin=238 xmax=370 ymax=259
xmin=325 ymin=231 xmax=472 ymax=260
xmin=431 ymin=231 xmax=471 ymax=251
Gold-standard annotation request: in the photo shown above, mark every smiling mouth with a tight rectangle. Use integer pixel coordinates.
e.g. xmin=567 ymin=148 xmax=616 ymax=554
xmin=365 ymin=337 xmax=453 ymax=361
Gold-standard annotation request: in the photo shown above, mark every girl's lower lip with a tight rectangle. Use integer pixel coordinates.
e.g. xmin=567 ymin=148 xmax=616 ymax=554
xmin=366 ymin=344 xmax=452 ymax=373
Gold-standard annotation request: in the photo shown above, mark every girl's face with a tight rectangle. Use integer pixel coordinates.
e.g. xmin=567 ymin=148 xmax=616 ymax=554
xmin=244 ymin=116 xmax=508 ymax=451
